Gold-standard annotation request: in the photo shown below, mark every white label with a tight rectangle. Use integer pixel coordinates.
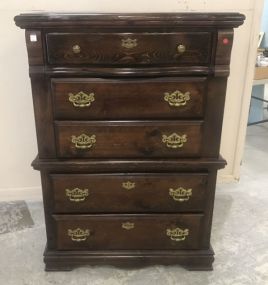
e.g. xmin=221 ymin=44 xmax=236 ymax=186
xmin=30 ymin=34 xmax=37 ymax=42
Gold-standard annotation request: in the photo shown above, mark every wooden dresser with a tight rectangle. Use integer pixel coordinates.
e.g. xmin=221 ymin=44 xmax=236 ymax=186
xmin=15 ymin=13 xmax=244 ymax=271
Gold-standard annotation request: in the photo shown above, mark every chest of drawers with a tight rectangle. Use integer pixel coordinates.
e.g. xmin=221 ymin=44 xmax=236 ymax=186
xmin=15 ymin=12 xmax=244 ymax=271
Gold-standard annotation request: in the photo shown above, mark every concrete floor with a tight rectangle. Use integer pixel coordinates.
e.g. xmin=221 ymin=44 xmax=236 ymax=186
xmin=0 ymin=124 xmax=267 ymax=285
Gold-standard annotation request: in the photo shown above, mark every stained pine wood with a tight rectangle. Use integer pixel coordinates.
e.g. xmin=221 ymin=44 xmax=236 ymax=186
xmin=14 ymin=12 xmax=245 ymax=29
xmin=53 ymin=214 xmax=203 ymax=250
xmin=52 ymin=77 xmax=206 ymax=120
xmin=31 ymin=157 xmax=226 ymax=172
xmin=55 ymin=121 xmax=203 ymax=158
xmin=25 ymin=30 xmax=44 ymax=65
xmin=50 ymin=173 xmax=208 ymax=213
xmin=46 ymin=32 xmax=212 ymax=66
xmin=15 ymin=12 xmax=244 ymax=271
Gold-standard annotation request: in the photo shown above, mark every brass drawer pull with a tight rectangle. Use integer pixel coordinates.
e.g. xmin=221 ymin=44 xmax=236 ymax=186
xmin=122 ymin=181 xmax=135 ymax=190
xmin=166 ymin=227 xmax=189 ymax=242
xmin=68 ymin=228 xmax=90 ymax=242
xmin=164 ymin=90 xmax=190 ymax=107
xmin=71 ymin=133 xmax=96 ymax=149
xmin=177 ymin=44 xmax=186 ymax=54
xmin=169 ymin=187 xmax=192 ymax=202
xmin=121 ymin=38 xmax=137 ymax=49
xmin=162 ymin=133 xmax=187 ymax=148
xmin=65 ymin=188 xmax=89 ymax=202
xmin=72 ymin=44 xmax=81 ymax=54
xmin=122 ymin=222 xmax=135 ymax=230
xmin=68 ymin=91 xmax=95 ymax=108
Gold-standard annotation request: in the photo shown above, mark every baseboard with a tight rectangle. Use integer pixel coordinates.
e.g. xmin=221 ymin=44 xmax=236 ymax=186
xmin=217 ymin=174 xmax=238 ymax=183
xmin=0 ymin=186 xmax=42 ymax=201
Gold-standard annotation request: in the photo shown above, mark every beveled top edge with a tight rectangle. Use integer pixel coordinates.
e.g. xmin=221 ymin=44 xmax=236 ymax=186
xmin=14 ymin=12 xmax=245 ymax=29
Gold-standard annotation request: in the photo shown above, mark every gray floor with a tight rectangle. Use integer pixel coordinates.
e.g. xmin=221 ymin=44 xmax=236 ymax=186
xmin=0 ymin=124 xmax=267 ymax=285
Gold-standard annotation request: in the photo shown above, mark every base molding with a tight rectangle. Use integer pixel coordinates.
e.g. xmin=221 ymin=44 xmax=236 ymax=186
xmin=0 ymin=186 xmax=42 ymax=201
xmin=44 ymin=247 xmax=214 ymax=271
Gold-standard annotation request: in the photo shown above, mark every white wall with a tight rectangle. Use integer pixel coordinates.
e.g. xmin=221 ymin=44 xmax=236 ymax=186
xmin=260 ymin=0 xmax=268 ymax=47
xmin=0 ymin=0 xmax=260 ymax=200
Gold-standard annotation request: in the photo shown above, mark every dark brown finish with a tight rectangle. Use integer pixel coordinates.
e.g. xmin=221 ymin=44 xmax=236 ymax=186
xmin=55 ymin=121 xmax=203 ymax=158
xmin=44 ymin=248 xmax=215 ymax=271
xmin=31 ymin=65 xmax=227 ymax=77
xmin=37 ymin=164 xmax=219 ymax=252
xmin=54 ymin=214 xmax=203 ymax=250
xmin=25 ymin=30 xmax=44 ymax=65
xmin=14 ymin=12 xmax=245 ymax=29
xmin=32 ymin=156 xmax=227 ymax=172
xmin=215 ymin=30 xmax=234 ymax=65
xmin=46 ymin=32 xmax=212 ymax=66
xmin=202 ymin=77 xmax=228 ymax=157
xmin=30 ymin=75 xmax=56 ymax=158
xmin=52 ymin=77 xmax=206 ymax=120
xmin=51 ymin=173 xmax=208 ymax=213
xmin=15 ymin=12 xmax=244 ymax=271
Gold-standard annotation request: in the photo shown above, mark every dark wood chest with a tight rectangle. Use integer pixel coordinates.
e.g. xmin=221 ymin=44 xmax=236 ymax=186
xmin=15 ymin=12 xmax=244 ymax=271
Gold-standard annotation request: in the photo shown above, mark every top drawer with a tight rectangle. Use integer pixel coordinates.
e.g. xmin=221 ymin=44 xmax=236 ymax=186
xmin=46 ymin=32 xmax=212 ymax=66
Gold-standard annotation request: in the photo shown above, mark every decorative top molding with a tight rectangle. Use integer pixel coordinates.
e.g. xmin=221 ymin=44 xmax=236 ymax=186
xmin=14 ymin=12 xmax=245 ymax=29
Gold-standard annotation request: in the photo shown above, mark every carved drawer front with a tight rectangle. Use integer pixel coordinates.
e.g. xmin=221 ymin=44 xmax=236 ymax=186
xmin=55 ymin=121 xmax=203 ymax=158
xmin=50 ymin=173 xmax=208 ymax=213
xmin=46 ymin=32 xmax=212 ymax=66
xmin=52 ymin=77 xmax=206 ymax=120
xmin=54 ymin=214 xmax=203 ymax=250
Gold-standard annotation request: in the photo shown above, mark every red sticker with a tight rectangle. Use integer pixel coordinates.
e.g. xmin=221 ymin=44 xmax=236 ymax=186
xmin=223 ymin=38 xmax=229 ymax=45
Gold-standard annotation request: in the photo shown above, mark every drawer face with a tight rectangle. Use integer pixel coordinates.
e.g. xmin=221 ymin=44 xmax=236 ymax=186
xmin=54 ymin=214 xmax=203 ymax=250
xmin=51 ymin=173 xmax=208 ymax=213
xmin=52 ymin=78 xmax=206 ymax=120
xmin=55 ymin=121 xmax=203 ymax=158
xmin=46 ymin=32 xmax=212 ymax=66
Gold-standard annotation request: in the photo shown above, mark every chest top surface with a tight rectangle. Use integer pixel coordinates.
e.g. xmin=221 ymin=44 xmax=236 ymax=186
xmin=15 ymin=12 xmax=245 ymax=28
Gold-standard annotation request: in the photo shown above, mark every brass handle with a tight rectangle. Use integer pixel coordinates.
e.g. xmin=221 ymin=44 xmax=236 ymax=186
xmin=65 ymin=188 xmax=89 ymax=202
xmin=71 ymin=133 xmax=96 ymax=149
xmin=122 ymin=222 xmax=135 ymax=230
xmin=164 ymin=90 xmax=191 ymax=107
xmin=69 ymin=91 xmax=95 ymax=108
xmin=122 ymin=181 xmax=135 ymax=190
xmin=169 ymin=187 xmax=192 ymax=202
xmin=68 ymin=228 xmax=90 ymax=242
xmin=177 ymin=44 xmax=186 ymax=54
xmin=166 ymin=227 xmax=189 ymax=242
xmin=162 ymin=133 xmax=187 ymax=149
xmin=72 ymin=44 xmax=81 ymax=54
xmin=121 ymin=38 xmax=137 ymax=49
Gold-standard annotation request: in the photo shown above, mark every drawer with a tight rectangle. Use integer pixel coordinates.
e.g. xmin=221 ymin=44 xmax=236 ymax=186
xmin=55 ymin=121 xmax=203 ymax=158
xmin=46 ymin=32 xmax=212 ymax=66
xmin=52 ymin=78 xmax=206 ymax=120
xmin=51 ymin=173 xmax=208 ymax=213
xmin=54 ymin=214 xmax=203 ymax=250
